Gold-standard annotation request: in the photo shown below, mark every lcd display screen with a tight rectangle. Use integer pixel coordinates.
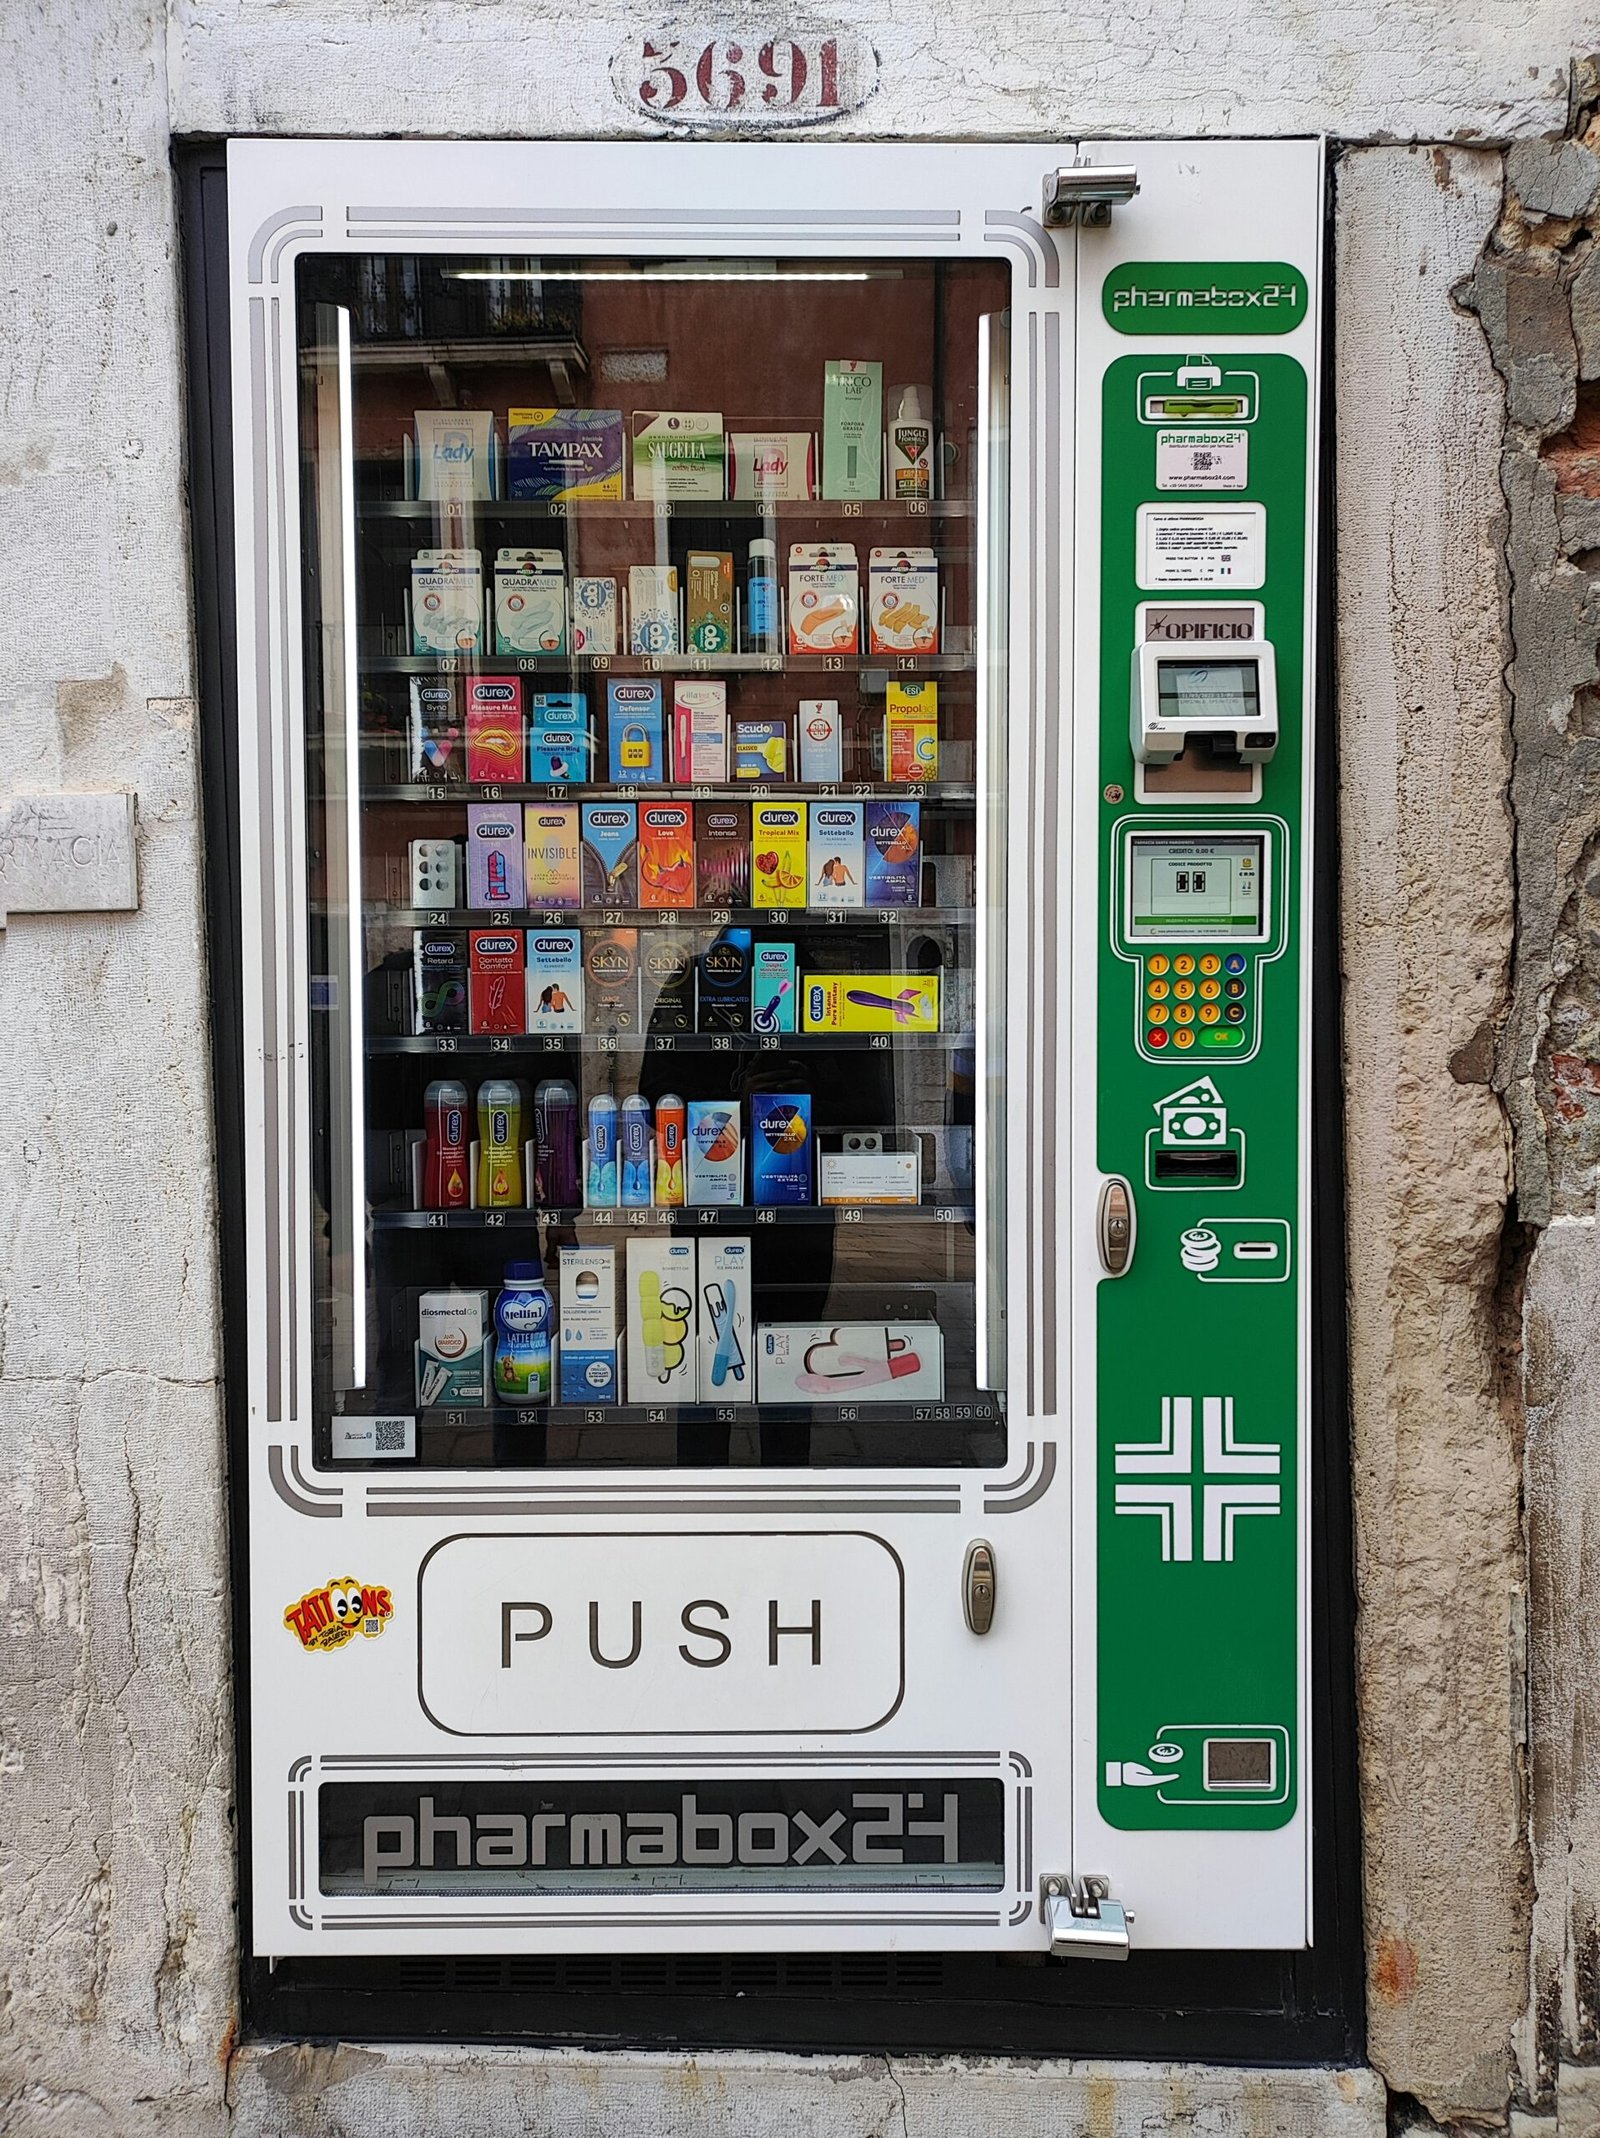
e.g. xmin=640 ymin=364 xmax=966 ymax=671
xmin=1155 ymin=658 xmax=1261 ymax=724
xmin=1127 ymin=834 xmax=1267 ymax=940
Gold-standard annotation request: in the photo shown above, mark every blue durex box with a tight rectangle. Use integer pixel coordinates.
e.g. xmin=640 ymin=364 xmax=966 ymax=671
xmin=608 ymin=680 xmax=666 ymax=784
xmin=527 ymin=693 xmax=592 ymax=782
xmin=750 ymin=1093 xmax=813 ymax=1206
xmin=581 ymin=802 xmax=639 ymax=907
xmin=864 ymin=799 xmax=922 ymax=909
xmin=751 ymin=942 xmax=796 ymax=1036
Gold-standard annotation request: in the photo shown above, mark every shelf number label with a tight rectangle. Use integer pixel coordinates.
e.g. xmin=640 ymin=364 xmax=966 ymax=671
xmin=617 ymin=32 xmax=875 ymax=126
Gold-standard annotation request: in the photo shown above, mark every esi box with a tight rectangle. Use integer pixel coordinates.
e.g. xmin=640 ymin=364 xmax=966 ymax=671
xmin=527 ymin=692 xmax=593 ymax=783
xmin=686 ymin=1100 xmax=743 ymax=1205
xmin=557 ymin=1244 xmax=618 ymax=1405
xmin=522 ymin=803 xmax=582 ymax=910
xmin=466 ymin=803 xmax=526 ymax=910
xmin=864 ymin=800 xmax=922 ymax=909
xmin=808 ymin=801 xmax=865 ymax=909
xmin=525 ymin=928 xmax=584 ymax=1034
xmin=750 ymin=1093 xmax=813 ymax=1206
xmin=697 ymin=1236 xmax=753 ymax=1401
xmin=581 ymin=801 xmax=639 ymax=907
xmin=608 ymin=679 xmax=665 ymax=784
xmin=468 ymin=927 xmax=526 ymax=1035
xmin=625 ymin=1237 xmax=698 ymax=1402
xmin=695 ymin=801 xmax=750 ymax=907
xmin=585 ymin=927 xmax=640 ymax=1036
xmin=638 ymin=802 xmax=695 ymax=910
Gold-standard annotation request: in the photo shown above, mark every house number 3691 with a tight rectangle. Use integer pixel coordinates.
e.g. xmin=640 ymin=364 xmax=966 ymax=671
xmin=613 ymin=28 xmax=879 ymax=128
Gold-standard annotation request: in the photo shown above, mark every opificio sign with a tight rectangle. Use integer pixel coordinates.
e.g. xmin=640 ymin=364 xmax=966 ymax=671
xmin=612 ymin=28 xmax=878 ymax=129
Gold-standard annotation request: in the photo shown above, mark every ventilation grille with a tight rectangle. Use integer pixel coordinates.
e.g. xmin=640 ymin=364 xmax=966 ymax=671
xmin=394 ymin=1952 xmax=946 ymax=1997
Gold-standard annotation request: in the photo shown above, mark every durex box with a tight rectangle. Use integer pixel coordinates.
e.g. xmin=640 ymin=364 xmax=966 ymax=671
xmin=639 ymin=927 xmax=696 ymax=1034
xmin=638 ymin=802 xmax=695 ymax=910
xmin=608 ymin=678 xmax=665 ymax=783
xmin=864 ymin=800 xmax=922 ymax=909
xmin=697 ymin=1237 xmax=753 ymax=1400
xmin=696 ymin=927 xmax=751 ymax=1033
xmin=750 ymin=1093 xmax=813 ymax=1206
xmin=416 ymin=1288 xmax=488 ymax=1407
xmin=822 ymin=360 xmax=883 ymax=501
xmin=525 ymin=928 xmax=584 ymax=1034
xmin=558 ymin=1244 xmax=618 ymax=1405
xmin=788 ymin=542 xmax=859 ymax=655
xmin=465 ymin=677 xmax=524 ymax=783
xmin=808 ymin=801 xmax=865 ymax=909
xmin=673 ymin=680 xmax=729 ymax=783
xmin=493 ymin=548 xmax=566 ymax=656
xmin=409 ymin=676 xmax=463 ymax=783
xmin=798 ymin=699 xmax=842 ymax=783
xmin=625 ymin=1236 xmax=699 ymax=1401
xmin=413 ymin=928 xmax=467 ymax=1035
xmin=581 ymin=801 xmax=638 ymax=907
xmin=631 ymin=412 xmax=726 ymax=503
xmin=801 ymin=972 xmax=939 ymax=1033
xmin=411 ymin=549 xmax=483 ymax=656
xmin=571 ymin=575 xmax=619 ymax=655
xmin=468 ymin=927 xmax=525 ymax=1035
xmin=527 ymin=692 xmax=593 ymax=783
xmin=686 ymin=1100 xmax=743 ymax=1205
xmin=466 ymin=803 xmax=526 ymax=910
xmin=523 ymin=803 xmax=582 ymax=910
xmin=695 ymin=802 xmax=750 ymax=907
xmin=751 ymin=941 xmax=797 ymax=1036
xmin=584 ymin=926 xmax=639 ymax=1035
xmin=751 ymin=802 xmax=806 ymax=908
xmin=507 ymin=408 xmax=624 ymax=502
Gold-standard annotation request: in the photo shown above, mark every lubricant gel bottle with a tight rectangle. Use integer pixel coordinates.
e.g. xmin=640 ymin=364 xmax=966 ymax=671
xmin=620 ymin=1093 xmax=653 ymax=1207
xmin=586 ymin=1093 xmax=619 ymax=1207
xmin=533 ymin=1078 xmax=579 ymax=1209
xmin=654 ymin=1094 xmax=686 ymax=1207
xmin=476 ymin=1078 xmax=525 ymax=1209
xmin=492 ymin=1261 xmax=553 ymax=1405
xmin=422 ymin=1078 xmax=470 ymax=1209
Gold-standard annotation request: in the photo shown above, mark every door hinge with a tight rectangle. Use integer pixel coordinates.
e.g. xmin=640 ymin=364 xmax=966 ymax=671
xmin=1040 ymin=1874 xmax=1133 ymax=1960
xmin=1042 ymin=164 xmax=1140 ymax=228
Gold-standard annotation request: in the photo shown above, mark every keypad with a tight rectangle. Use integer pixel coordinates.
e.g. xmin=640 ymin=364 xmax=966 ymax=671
xmin=1143 ymin=948 xmax=1254 ymax=1054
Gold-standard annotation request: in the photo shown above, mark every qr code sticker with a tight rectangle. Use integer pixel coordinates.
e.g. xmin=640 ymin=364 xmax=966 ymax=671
xmin=374 ymin=1419 xmax=409 ymax=1452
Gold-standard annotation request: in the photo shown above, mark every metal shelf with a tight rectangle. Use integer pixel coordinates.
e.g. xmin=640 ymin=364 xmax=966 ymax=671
xmin=360 ymin=652 xmax=975 ymax=678
xmin=369 ymin=1029 xmax=970 ymax=1055
xmin=369 ymin=903 xmax=973 ymax=928
xmin=374 ymin=1394 xmax=1001 ymax=1430
xmin=373 ymin=1203 xmax=974 ymax=1230
xmin=359 ymin=495 xmax=973 ymax=523
xmin=363 ymin=779 xmax=975 ymax=805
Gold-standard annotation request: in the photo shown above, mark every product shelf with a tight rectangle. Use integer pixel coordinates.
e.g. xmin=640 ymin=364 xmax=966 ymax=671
xmin=362 ymin=652 xmax=974 ymax=679
xmin=359 ymin=496 xmax=973 ymax=524
xmin=368 ymin=1029 xmax=970 ymax=1056
xmin=362 ymin=779 xmax=976 ymax=805
xmin=372 ymin=1203 xmax=975 ymax=1230
xmin=396 ymin=1396 xmax=1002 ymax=1428
xmin=368 ymin=902 xmax=974 ymax=929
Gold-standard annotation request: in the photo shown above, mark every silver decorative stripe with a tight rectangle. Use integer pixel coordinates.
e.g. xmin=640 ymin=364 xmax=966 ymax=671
xmin=289 ymin=1445 xmax=341 ymax=1500
xmin=981 ymin=210 xmax=1062 ymax=291
xmin=268 ymin=1445 xmax=341 ymax=1520
xmin=249 ymin=299 xmax=284 ymax=1423
xmin=247 ymin=204 xmax=321 ymax=284
xmin=317 ymin=1750 xmax=1005 ymax=1770
xmin=984 ymin=1441 xmax=1057 ymax=1515
xmin=370 ymin=1496 xmax=960 ymax=1518
xmin=347 ymin=205 xmax=961 ymax=229
xmin=322 ymin=1908 xmax=999 ymax=1928
xmin=1039 ymin=308 xmax=1062 ymax=1417
xmin=1025 ymin=310 xmax=1041 ymax=1415
xmin=270 ymin=295 xmax=300 ymax=1421
xmin=368 ymin=1476 xmax=955 ymax=1500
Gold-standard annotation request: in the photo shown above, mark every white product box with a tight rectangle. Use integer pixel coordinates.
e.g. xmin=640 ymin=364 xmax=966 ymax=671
xmin=415 ymin=1289 xmax=488 ymax=1407
xmin=625 ymin=1237 xmax=698 ymax=1403
xmin=415 ymin=409 xmax=495 ymax=503
xmin=755 ymin=1321 xmax=944 ymax=1404
xmin=571 ymin=575 xmax=619 ymax=654
xmin=411 ymin=549 xmax=484 ymax=656
xmin=629 ymin=564 xmax=681 ymax=657
xmin=673 ymin=680 xmax=729 ymax=783
xmin=697 ymin=1237 xmax=753 ymax=1402
xmin=494 ymin=547 xmax=567 ymax=656
xmin=868 ymin=546 xmax=940 ymax=656
xmin=557 ymin=1245 xmax=618 ymax=1404
xmin=798 ymin=700 xmax=842 ymax=783
xmin=788 ymin=543 xmax=859 ymax=656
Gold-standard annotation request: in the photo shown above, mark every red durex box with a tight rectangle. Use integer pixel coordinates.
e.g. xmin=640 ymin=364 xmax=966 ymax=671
xmin=468 ymin=927 xmax=526 ymax=1033
xmin=465 ymin=676 xmax=525 ymax=783
xmin=638 ymin=803 xmax=696 ymax=910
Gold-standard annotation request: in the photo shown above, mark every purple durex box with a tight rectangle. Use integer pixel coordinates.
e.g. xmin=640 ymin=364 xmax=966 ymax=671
xmin=466 ymin=802 xmax=526 ymax=910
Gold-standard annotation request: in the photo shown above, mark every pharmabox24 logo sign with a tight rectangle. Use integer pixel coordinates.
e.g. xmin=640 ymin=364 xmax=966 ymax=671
xmin=283 ymin=1576 xmax=394 ymax=1653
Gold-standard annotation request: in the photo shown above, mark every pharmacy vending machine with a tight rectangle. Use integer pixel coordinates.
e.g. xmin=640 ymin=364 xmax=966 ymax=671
xmin=228 ymin=137 xmax=1321 ymax=1957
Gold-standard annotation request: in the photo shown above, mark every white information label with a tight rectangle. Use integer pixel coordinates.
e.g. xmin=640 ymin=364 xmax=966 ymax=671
xmin=420 ymin=1529 xmax=904 ymax=1736
xmin=332 ymin=1415 xmax=416 ymax=1460
xmin=1155 ymin=428 xmax=1249 ymax=492
xmin=1137 ymin=504 xmax=1266 ymax=590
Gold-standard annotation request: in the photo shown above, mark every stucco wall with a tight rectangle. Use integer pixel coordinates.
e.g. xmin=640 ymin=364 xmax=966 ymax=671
xmin=5 ymin=2 xmax=1600 ymax=2132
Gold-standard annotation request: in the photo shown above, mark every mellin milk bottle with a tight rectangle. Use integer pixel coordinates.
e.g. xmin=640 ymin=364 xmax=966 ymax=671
xmin=493 ymin=1261 xmax=553 ymax=1405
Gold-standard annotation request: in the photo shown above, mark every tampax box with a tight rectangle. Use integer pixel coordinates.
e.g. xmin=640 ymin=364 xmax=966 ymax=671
xmin=751 ymin=941 xmax=797 ymax=1035
xmin=734 ymin=718 xmax=790 ymax=784
xmin=696 ymin=928 xmax=752 ymax=1032
xmin=729 ymin=432 xmax=816 ymax=502
xmin=751 ymin=802 xmax=807 ymax=908
xmin=697 ymin=1237 xmax=753 ymax=1400
xmin=627 ymin=564 xmax=680 ymax=657
xmin=798 ymin=699 xmax=843 ymax=783
xmin=571 ymin=575 xmax=619 ymax=655
xmin=411 ymin=548 xmax=483 ymax=656
xmin=822 ymin=360 xmax=883 ymax=501
xmin=527 ymin=692 xmax=593 ymax=783
xmin=802 ymin=973 xmax=940 ymax=1033
xmin=525 ymin=928 xmax=584 ymax=1034
xmin=608 ymin=679 xmax=665 ymax=784
xmin=557 ymin=1244 xmax=618 ymax=1405
xmin=695 ymin=801 xmax=750 ymax=906
xmin=415 ymin=409 xmax=494 ymax=504
xmin=686 ymin=1100 xmax=743 ymax=1205
xmin=493 ymin=548 xmax=567 ymax=656
xmin=808 ymin=801 xmax=866 ymax=910
xmin=788 ymin=542 xmax=860 ymax=655
xmin=639 ymin=927 xmax=696 ymax=1034
xmin=522 ymin=803 xmax=582 ymax=910
xmin=631 ymin=412 xmax=726 ymax=503
xmin=466 ymin=803 xmax=526 ymax=910
xmin=416 ymin=1289 xmax=488 ymax=1408
xmin=625 ymin=1237 xmax=698 ymax=1402
xmin=885 ymin=680 xmax=939 ymax=781
xmin=413 ymin=928 xmax=468 ymax=1035
xmin=468 ymin=927 xmax=526 ymax=1035
xmin=638 ymin=803 xmax=696 ymax=910
xmin=751 ymin=1093 xmax=814 ymax=1206
xmin=580 ymin=801 xmax=639 ymax=907
xmin=507 ymin=408 xmax=624 ymax=502
xmin=673 ymin=680 xmax=729 ymax=782
xmin=465 ymin=676 xmax=525 ymax=783
xmin=756 ymin=1321 xmax=944 ymax=1404
xmin=868 ymin=546 xmax=940 ymax=656
xmin=686 ymin=551 xmax=735 ymax=654
xmin=864 ymin=799 xmax=922 ymax=909
xmin=584 ymin=926 xmax=640 ymax=1036
xmin=408 ymin=676 xmax=463 ymax=784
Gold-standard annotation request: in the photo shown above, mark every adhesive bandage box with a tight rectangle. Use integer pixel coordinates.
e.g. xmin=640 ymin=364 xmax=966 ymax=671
xmin=493 ymin=548 xmax=567 ymax=656
xmin=411 ymin=549 xmax=484 ymax=656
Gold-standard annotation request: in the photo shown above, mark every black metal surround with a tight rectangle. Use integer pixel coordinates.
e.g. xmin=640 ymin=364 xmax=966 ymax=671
xmin=177 ymin=139 xmax=1363 ymax=2062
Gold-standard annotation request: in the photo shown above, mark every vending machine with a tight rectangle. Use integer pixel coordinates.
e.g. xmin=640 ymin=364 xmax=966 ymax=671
xmin=227 ymin=137 xmax=1321 ymax=1958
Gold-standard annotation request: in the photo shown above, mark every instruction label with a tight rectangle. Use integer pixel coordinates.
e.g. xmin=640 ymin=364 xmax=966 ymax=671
xmin=1136 ymin=504 xmax=1265 ymax=590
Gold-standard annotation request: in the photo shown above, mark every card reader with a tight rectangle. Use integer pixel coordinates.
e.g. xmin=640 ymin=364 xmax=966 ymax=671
xmin=1131 ymin=613 xmax=1279 ymax=767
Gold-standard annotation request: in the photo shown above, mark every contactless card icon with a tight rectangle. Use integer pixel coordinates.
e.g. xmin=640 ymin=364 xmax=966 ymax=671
xmin=1105 ymin=1723 xmax=1289 ymax=1805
